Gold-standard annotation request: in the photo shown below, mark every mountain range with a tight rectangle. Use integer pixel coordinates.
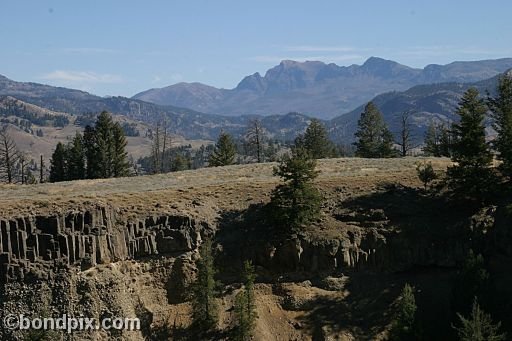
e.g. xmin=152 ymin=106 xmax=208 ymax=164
xmin=132 ymin=57 xmax=512 ymax=119
xmin=0 ymin=57 xmax=510 ymax=149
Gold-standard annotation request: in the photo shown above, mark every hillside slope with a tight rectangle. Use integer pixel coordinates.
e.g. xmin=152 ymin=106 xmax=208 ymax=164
xmin=329 ymin=73 xmax=504 ymax=142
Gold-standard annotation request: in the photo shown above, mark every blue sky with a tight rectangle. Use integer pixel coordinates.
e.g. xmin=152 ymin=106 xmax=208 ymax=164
xmin=1 ymin=0 xmax=511 ymax=97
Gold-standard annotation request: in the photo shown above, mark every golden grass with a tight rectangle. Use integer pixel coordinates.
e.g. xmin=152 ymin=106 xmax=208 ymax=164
xmin=0 ymin=157 xmax=452 ymax=217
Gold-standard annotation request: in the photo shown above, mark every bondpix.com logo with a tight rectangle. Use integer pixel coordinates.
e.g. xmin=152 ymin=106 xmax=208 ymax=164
xmin=3 ymin=314 xmax=140 ymax=334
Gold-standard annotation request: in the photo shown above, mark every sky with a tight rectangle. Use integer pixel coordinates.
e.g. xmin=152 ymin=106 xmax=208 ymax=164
xmin=1 ymin=0 xmax=511 ymax=97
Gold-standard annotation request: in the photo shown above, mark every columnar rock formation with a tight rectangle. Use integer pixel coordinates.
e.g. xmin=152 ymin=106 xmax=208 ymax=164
xmin=0 ymin=206 xmax=209 ymax=283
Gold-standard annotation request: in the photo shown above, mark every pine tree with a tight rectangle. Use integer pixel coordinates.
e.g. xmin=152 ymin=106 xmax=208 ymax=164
xmin=191 ymin=238 xmax=218 ymax=330
xmin=451 ymin=250 xmax=489 ymax=318
xmin=354 ymin=102 xmax=396 ymax=158
xmin=439 ymin=124 xmax=453 ymax=157
xmin=423 ymin=121 xmax=452 ymax=157
xmin=67 ymin=132 xmax=85 ymax=180
xmin=270 ymin=147 xmax=322 ymax=231
xmin=234 ymin=260 xmax=258 ymax=341
xmin=447 ymin=88 xmax=495 ymax=201
xmin=416 ymin=161 xmax=437 ymax=190
xmin=488 ymin=73 xmax=512 ymax=181
xmin=423 ymin=121 xmax=441 ymax=156
xmin=82 ymin=112 xmax=129 ymax=179
xmin=298 ymin=119 xmax=336 ymax=159
xmin=454 ymin=298 xmax=506 ymax=341
xmin=83 ymin=124 xmax=99 ymax=179
xmin=112 ymin=122 xmax=129 ymax=177
xmin=94 ymin=111 xmax=115 ymax=178
xmin=171 ymin=154 xmax=189 ymax=172
xmin=390 ymin=283 xmax=417 ymax=340
xmin=49 ymin=142 xmax=68 ymax=182
xmin=208 ymin=132 xmax=236 ymax=167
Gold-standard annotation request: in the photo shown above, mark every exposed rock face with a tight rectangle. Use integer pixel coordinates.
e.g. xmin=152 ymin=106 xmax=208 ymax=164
xmin=0 ymin=205 xmax=210 ymax=283
xmin=263 ymin=226 xmax=470 ymax=275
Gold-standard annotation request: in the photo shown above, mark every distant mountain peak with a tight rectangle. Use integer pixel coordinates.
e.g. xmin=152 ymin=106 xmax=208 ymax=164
xmin=362 ymin=56 xmax=411 ymax=68
xmin=132 ymin=57 xmax=512 ymax=119
xmin=364 ymin=56 xmax=391 ymax=64
xmin=236 ymin=72 xmax=266 ymax=92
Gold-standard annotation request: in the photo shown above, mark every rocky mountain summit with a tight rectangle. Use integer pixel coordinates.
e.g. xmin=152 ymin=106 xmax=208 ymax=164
xmin=133 ymin=57 xmax=512 ymax=118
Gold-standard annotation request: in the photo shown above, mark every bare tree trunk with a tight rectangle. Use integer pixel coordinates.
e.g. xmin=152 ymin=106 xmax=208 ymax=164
xmin=396 ymin=111 xmax=414 ymax=157
xmin=246 ymin=119 xmax=265 ymax=163
xmin=161 ymin=120 xmax=169 ymax=173
xmin=40 ymin=155 xmax=44 ymax=183
xmin=255 ymin=123 xmax=261 ymax=163
xmin=20 ymin=154 xmax=26 ymax=184
xmin=0 ymin=130 xmax=20 ymax=183
xmin=152 ymin=123 xmax=161 ymax=174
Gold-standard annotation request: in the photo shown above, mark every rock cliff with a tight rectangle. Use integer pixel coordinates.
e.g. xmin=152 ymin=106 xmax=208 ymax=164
xmin=0 ymin=205 xmax=211 ymax=284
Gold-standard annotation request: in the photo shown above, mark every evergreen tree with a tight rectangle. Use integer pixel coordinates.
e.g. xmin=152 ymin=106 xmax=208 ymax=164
xmin=416 ymin=161 xmax=437 ymax=190
xmin=424 ymin=121 xmax=453 ymax=157
xmin=83 ymin=124 xmax=99 ymax=179
xmin=234 ymin=260 xmax=258 ymax=341
xmin=354 ymin=102 xmax=396 ymax=158
xmin=390 ymin=283 xmax=417 ymax=340
xmin=94 ymin=111 xmax=115 ymax=178
xmin=488 ymin=73 xmax=512 ymax=181
xmin=423 ymin=121 xmax=441 ymax=156
xmin=299 ymin=119 xmax=336 ymax=159
xmin=67 ymin=132 xmax=85 ymax=180
xmin=270 ymin=147 xmax=322 ymax=231
xmin=49 ymin=142 xmax=68 ymax=182
xmin=191 ymin=238 xmax=218 ymax=330
xmin=25 ymin=169 xmax=37 ymax=184
xmin=82 ymin=112 xmax=129 ymax=179
xmin=451 ymin=250 xmax=489 ymax=318
xmin=112 ymin=122 xmax=130 ymax=177
xmin=454 ymin=298 xmax=506 ymax=341
xmin=208 ymin=132 xmax=236 ymax=167
xmin=447 ymin=88 xmax=495 ymax=201
xmin=171 ymin=154 xmax=190 ymax=172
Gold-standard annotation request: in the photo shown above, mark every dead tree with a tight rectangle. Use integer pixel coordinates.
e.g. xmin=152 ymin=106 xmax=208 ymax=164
xmin=19 ymin=152 xmax=27 ymax=184
xmin=161 ymin=119 xmax=172 ymax=173
xmin=396 ymin=111 xmax=415 ymax=157
xmin=151 ymin=123 xmax=161 ymax=174
xmin=245 ymin=119 xmax=265 ymax=163
xmin=0 ymin=129 xmax=20 ymax=183
xmin=40 ymin=155 xmax=44 ymax=183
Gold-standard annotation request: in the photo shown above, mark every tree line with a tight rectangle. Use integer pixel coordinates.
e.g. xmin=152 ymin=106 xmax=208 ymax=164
xmin=49 ymin=111 xmax=130 ymax=182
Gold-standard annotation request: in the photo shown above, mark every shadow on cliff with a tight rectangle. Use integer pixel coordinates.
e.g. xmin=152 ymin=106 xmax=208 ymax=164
xmin=297 ymin=268 xmax=457 ymax=340
xmin=214 ymin=203 xmax=284 ymax=279
xmin=336 ymin=183 xmax=478 ymax=240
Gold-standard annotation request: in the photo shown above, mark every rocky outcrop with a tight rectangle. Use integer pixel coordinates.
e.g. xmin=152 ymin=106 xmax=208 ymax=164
xmin=0 ymin=205 xmax=210 ymax=283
